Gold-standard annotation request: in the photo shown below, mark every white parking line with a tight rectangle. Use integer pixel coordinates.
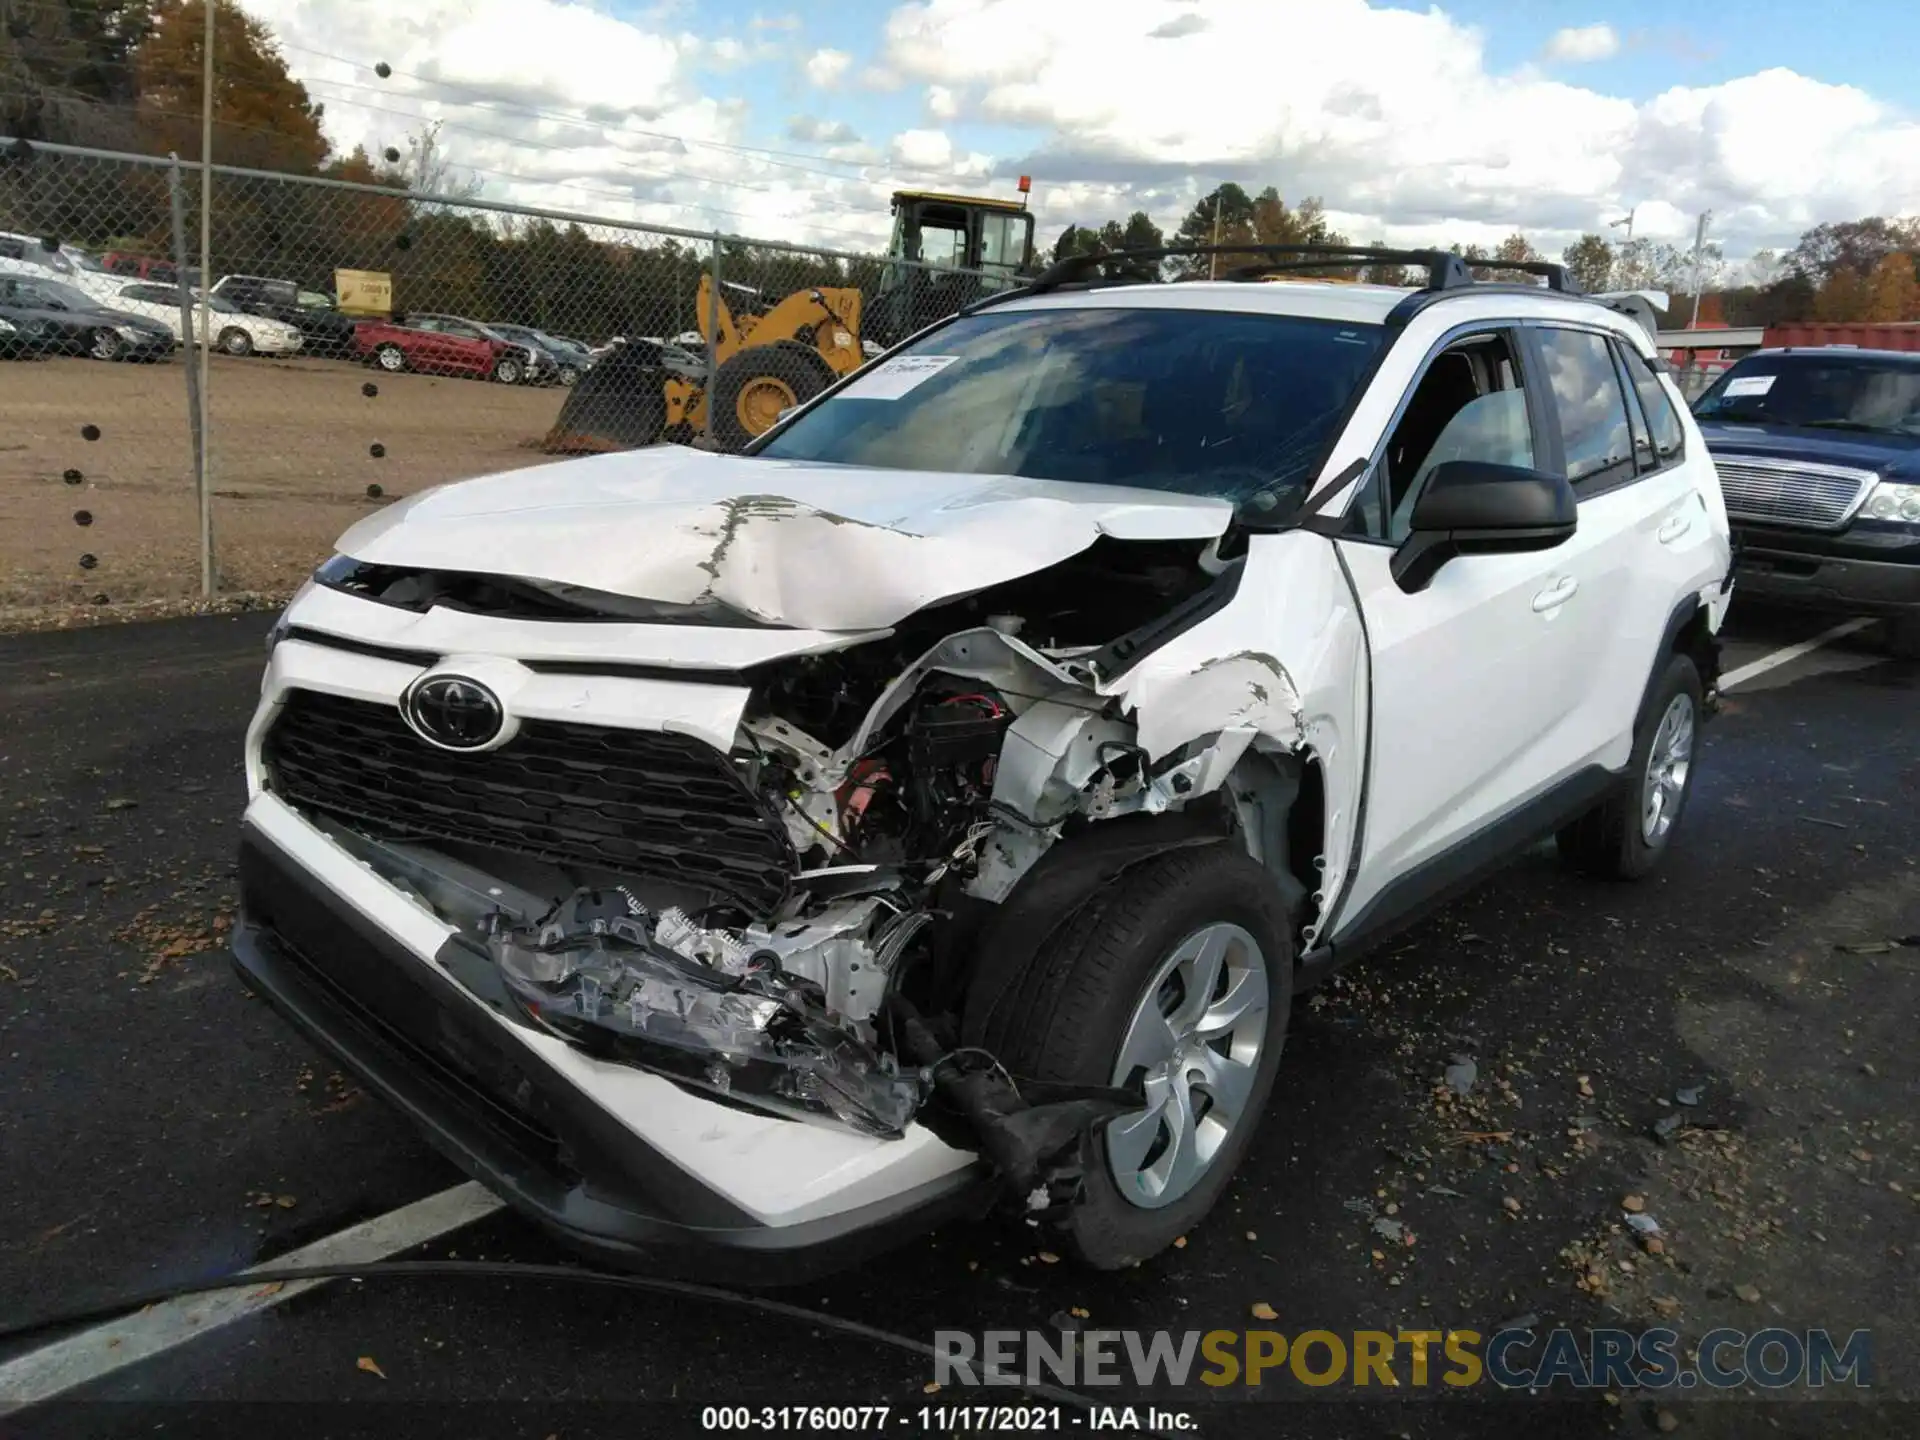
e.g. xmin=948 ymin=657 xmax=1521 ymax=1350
xmin=1719 ymin=617 xmax=1876 ymax=692
xmin=0 ymin=1181 xmax=503 ymax=1414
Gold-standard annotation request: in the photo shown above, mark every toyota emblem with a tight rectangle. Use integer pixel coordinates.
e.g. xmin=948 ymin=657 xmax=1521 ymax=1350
xmin=401 ymin=674 xmax=505 ymax=750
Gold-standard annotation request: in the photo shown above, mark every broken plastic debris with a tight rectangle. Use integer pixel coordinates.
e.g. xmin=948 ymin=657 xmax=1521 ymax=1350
xmin=487 ymin=889 xmax=917 ymax=1137
xmin=1625 ymin=1212 xmax=1661 ymax=1236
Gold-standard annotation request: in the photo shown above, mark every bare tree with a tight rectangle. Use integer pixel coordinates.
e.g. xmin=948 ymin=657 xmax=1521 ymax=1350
xmin=390 ymin=121 xmax=482 ymax=201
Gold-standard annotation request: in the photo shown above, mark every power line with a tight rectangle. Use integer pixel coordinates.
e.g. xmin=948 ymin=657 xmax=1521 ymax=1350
xmin=293 ymin=76 xmax=902 ymax=221
xmin=266 ymin=36 xmax=1006 ymax=192
xmin=2 ymin=3 xmax=1010 ymax=193
xmin=0 ymin=85 xmax=891 ymax=246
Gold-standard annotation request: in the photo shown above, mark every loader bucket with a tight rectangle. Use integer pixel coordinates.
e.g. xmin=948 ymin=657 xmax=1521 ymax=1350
xmin=542 ymin=340 xmax=669 ymax=454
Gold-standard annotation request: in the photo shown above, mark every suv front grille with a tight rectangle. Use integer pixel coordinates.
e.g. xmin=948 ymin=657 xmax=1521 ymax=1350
xmin=263 ymin=688 xmax=795 ymax=911
xmin=1713 ymin=455 xmax=1876 ymax=531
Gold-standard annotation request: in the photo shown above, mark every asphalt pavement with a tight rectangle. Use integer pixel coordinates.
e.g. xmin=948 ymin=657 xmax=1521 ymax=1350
xmin=0 ymin=604 xmax=1915 ymax=1440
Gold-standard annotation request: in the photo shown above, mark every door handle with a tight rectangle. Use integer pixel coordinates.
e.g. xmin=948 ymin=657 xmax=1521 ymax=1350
xmin=1531 ymin=575 xmax=1579 ymax=613
xmin=1657 ymin=515 xmax=1692 ymax=544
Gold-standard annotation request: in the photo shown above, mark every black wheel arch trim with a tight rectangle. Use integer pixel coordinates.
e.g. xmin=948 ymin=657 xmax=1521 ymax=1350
xmin=960 ymin=798 xmax=1240 ymax=1047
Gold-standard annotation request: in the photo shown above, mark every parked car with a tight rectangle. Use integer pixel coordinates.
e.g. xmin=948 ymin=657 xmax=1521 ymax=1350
xmin=487 ymin=323 xmax=588 ymax=386
xmin=101 ymin=252 xmax=201 ymax=289
xmin=210 ymin=274 xmax=359 ymax=357
xmin=351 ymin=311 xmax=531 ymax=382
xmin=0 ymin=232 xmax=97 ymax=282
xmin=237 ymin=246 xmax=1732 ymax=1276
xmin=102 ymin=281 xmax=305 ymax=356
xmin=1694 ymin=346 xmax=1920 ymax=657
xmin=0 ymin=275 xmax=174 ymax=361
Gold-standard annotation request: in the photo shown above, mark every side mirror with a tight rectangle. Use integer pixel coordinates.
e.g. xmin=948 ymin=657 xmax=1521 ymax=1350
xmin=1391 ymin=460 xmax=1577 ymax=593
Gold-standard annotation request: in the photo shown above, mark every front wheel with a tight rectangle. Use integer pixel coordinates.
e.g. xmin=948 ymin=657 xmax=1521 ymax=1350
xmin=557 ymin=365 xmax=579 ymax=387
xmin=492 ymin=356 xmax=523 ymax=385
xmin=1557 ymin=652 xmax=1703 ymax=879
xmin=219 ymin=326 xmax=253 ymax=357
xmin=89 ymin=328 xmax=123 ymax=361
xmin=964 ymin=847 xmax=1295 ymax=1269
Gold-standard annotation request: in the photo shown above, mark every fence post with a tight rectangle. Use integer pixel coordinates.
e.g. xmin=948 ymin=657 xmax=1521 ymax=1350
xmin=705 ymin=232 xmax=723 ymax=446
xmin=167 ymin=153 xmax=210 ymax=594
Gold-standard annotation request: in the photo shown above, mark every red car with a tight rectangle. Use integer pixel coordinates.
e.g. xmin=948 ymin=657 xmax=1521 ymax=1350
xmin=352 ymin=312 xmax=531 ymax=382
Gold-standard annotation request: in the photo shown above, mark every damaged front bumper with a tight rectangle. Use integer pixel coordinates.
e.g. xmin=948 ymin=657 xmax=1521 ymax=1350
xmin=233 ymin=794 xmax=991 ymax=1281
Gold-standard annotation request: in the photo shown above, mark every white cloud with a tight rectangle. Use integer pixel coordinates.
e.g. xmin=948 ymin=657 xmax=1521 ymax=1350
xmin=788 ymin=115 xmax=860 ymax=145
xmin=803 ymin=47 xmax=853 ymax=87
xmin=235 ymin=0 xmax=905 ymax=248
xmin=926 ymin=84 xmax=959 ymax=120
xmin=876 ymin=0 xmax=1920 ymax=259
xmin=1544 ymin=23 xmax=1620 ymax=64
xmin=750 ymin=11 xmax=803 ymax=29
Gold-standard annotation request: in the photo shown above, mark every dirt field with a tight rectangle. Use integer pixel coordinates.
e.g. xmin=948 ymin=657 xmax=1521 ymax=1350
xmin=0 ymin=353 xmax=571 ymax=619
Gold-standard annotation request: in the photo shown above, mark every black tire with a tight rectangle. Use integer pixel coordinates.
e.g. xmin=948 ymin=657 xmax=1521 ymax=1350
xmin=557 ymin=365 xmax=579 ymax=387
xmin=708 ymin=341 xmax=836 ymax=452
xmin=1557 ymin=652 xmax=1703 ymax=880
xmin=1884 ymin=614 xmax=1920 ymax=660
xmin=491 ymin=355 xmax=523 ymax=385
xmin=219 ymin=326 xmax=253 ymax=357
xmin=964 ymin=847 xmax=1295 ymax=1269
xmin=89 ymin=328 xmax=122 ymax=362
xmin=374 ymin=343 xmax=406 ymax=374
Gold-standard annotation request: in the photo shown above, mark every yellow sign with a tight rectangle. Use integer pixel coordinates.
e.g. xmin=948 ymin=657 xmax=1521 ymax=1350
xmin=334 ymin=268 xmax=393 ymax=316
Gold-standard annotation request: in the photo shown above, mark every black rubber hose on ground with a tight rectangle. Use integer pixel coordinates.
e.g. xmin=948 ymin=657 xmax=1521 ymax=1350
xmin=0 ymin=1257 xmax=1168 ymax=1431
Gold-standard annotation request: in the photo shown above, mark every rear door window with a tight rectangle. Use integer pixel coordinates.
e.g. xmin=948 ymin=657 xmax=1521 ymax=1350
xmin=1535 ymin=327 xmax=1637 ymax=493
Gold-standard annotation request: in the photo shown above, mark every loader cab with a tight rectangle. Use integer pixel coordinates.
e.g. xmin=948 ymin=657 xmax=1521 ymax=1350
xmin=870 ymin=189 xmax=1037 ymax=346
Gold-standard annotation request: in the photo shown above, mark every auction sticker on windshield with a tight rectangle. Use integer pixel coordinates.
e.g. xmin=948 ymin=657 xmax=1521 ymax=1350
xmin=842 ymin=354 xmax=961 ymax=400
xmin=1723 ymin=374 xmax=1777 ymax=397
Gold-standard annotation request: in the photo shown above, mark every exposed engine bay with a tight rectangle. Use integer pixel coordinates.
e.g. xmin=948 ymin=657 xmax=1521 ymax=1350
xmin=271 ymin=533 xmax=1324 ymax=1204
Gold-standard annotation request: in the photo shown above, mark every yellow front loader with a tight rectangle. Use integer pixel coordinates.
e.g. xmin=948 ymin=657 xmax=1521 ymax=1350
xmin=545 ymin=275 xmax=864 ymax=455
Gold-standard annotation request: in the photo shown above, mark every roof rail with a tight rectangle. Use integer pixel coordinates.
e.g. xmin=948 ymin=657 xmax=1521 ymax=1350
xmin=1017 ymin=243 xmax=1582 ymax=297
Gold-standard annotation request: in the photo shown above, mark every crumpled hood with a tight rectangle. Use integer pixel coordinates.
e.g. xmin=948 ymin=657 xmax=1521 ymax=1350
xmin=334 ymin=447 xmax=1236 ymax=631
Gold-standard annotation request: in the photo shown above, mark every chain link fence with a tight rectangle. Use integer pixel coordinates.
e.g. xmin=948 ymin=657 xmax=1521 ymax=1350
xmin=1669 ymin=357 xmax=1734 ymax=403
xmin=0 ymin=138 xmax=1019 ymax=617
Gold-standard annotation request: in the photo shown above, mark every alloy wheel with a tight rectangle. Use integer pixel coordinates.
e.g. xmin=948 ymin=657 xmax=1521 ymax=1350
xmin=1641 ymin=693 xmax=1695 ymax=844
xmin=1106 ymin=922 xmax=1270 ymax=1209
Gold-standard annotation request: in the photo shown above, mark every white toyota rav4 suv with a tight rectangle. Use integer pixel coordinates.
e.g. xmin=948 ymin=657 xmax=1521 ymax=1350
xmin=235 ymin=246 xmax=1732 ymax=1278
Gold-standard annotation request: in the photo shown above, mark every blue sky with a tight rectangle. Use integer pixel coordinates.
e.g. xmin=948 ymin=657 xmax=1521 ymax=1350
xmin=673 ymin=0 xmax=1917 ymax=167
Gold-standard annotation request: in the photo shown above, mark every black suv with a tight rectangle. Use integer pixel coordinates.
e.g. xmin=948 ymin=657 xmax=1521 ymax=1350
xmin=210 ymin=275 xmax=359 ymax=357
xmin=1694 ymin=347 xmax=1920 ymax=657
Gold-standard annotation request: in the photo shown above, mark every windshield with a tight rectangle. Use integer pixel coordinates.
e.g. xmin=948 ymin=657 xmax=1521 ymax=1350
xmin=758 ymin=305 xmax=1387 ymax=516
xmin=1694 ymin=355 xmax=1920 ymax=436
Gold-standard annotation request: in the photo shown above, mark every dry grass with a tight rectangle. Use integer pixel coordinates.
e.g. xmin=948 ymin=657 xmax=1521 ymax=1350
xmin=1 ymin=351 xmax=569 ymax=626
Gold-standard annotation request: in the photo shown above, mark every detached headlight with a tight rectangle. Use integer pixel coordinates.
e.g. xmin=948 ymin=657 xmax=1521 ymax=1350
xmin=1860 ymin=480 xmax=1920 ymax=525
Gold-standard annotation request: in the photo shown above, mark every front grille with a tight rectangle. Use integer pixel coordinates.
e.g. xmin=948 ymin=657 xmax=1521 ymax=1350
xmin=264 ymin=688 xmax=795 ymax=910
xmin=1713 ymin=455 xmax=1876 ymax=530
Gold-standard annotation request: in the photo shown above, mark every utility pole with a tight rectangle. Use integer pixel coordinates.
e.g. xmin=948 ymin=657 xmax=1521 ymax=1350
xmin=1208 ymin=189 xmax=1222 ymax=280
xmin=195 ymin=0 xmax=215 ymax=597
xmin=1687 ymin=210 xmax=1713 ymax=329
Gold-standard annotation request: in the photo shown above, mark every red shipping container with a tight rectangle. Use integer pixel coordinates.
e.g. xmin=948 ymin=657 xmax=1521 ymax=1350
xmin=1761 ymin=321 xmax=1920 ymax=351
